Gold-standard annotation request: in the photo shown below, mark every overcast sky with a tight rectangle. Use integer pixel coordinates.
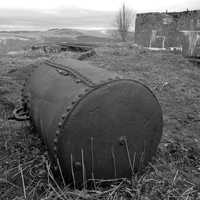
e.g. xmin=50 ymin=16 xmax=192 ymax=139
xmin=0 ymin=0 xmax=199 ymax=12
xmin=0 ymin=0 xmax=199 ymax=31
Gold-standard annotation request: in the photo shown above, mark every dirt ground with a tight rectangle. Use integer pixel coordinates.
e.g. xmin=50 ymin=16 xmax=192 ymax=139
xmin=0 ymin=44 xmax=200 ymax=200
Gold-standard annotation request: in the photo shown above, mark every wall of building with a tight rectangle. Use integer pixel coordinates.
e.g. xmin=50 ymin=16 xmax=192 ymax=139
xmin=181 ymin=31 xmax=200 ymax=57
xmin=135 ymin=10 xmax=200 ymax=57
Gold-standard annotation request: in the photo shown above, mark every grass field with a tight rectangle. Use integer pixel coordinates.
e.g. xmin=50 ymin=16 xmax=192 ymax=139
xmin=0 ymin=33 xmax=200 ymax=199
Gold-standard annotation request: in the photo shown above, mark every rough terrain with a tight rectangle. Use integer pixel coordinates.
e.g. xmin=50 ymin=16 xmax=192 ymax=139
xmin=0 ymin=32 xmax=200 ymax=199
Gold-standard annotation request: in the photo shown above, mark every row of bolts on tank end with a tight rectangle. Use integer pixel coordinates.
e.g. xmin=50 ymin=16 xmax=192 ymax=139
xmin=52 ymin=70 xmax=123 ymax=165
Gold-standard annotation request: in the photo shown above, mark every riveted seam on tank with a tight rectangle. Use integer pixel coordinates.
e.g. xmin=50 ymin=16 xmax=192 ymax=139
xmin=45 ymin=60 xmax=95 ymax=87
xmin=52 ymin=89 xmax=91 ymax=160
xmin=96 ymin=78 xmax=122 ymax=87
xmin=52 ymin=80 xmax=121 ymax=160
xmin=52 ymin=81 xmax=122 ymax=161
xmin=97 ymin=76 xmax=121 ymax=85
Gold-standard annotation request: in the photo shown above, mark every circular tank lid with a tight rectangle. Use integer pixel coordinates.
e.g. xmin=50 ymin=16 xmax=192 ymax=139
xmin=57 ymin=79 xmax=163 ymax=184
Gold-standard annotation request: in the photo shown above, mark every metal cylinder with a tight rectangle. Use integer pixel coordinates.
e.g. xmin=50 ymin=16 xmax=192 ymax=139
xmin=23 ymin=58 xmax=163 ymax=184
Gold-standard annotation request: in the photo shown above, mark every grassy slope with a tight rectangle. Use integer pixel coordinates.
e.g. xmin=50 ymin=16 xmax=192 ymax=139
xmin=0 ymin=43 xmax=199 ymax=199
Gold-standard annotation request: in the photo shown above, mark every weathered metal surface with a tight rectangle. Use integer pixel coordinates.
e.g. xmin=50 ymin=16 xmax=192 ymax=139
xmin=23 ymin=58 xmax=163 ymax=185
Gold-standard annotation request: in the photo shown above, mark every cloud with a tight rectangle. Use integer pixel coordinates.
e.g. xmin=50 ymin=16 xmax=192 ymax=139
xmin=0 ymin=8 xmax=116 ymax=30
xmin=1 ymin=0 xmax=198 ymax=12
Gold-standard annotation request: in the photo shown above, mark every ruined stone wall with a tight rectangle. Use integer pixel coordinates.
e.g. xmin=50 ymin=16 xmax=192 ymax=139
xmin=135 ymin=10 xmax=200 ymax=55
xmin=181 ymin=31 xmax=200 ymax=57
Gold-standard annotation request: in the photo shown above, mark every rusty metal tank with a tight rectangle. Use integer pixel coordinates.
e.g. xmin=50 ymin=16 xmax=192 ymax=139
xmin=22 ymin=58 xmax=163 ymax=185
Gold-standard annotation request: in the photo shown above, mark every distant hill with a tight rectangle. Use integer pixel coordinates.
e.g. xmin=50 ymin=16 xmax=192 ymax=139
xmin=0 ymin=27 xmax=115 ymax=55
xmin=47 ymin=29 xmax=83 ymax=35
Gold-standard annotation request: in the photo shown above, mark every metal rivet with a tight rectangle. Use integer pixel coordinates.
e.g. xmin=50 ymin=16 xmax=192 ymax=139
xmin=54 ymin=138 xmax=58 ymax=144
xmin=54 ymin=146 xmax=57 ymax=152
xmin=66 ymin=107 xmax=71 ymax=112
xmin=58 ymin=122 xmax=62 ymax=127
xmin=62 ymin=114 xmax=67 ymax=119
xmin=71 ymin=100 xmax=76 ymax=105
xmin=74 ymin=161 xmax=82 ymax=170
xmin=44 ymin=151 xmax=48 ymax=156
xmin=119 ymin=136 xmax=125 ymax=145
xmin=56 ymin=130 xmax=60 ymax=136
xmin=76 ymin=79 xmax=81 ymax=83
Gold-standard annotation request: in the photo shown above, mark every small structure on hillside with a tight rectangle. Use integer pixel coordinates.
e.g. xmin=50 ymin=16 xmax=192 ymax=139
xmin=135 ymin=10 xmax=200 ymax=57
xmin=29 ymin=42 xmax=95 ymax=54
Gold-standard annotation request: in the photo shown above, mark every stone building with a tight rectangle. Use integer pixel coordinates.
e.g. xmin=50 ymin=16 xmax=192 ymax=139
xmin=135 ymin=10 xmax=200 ymax=57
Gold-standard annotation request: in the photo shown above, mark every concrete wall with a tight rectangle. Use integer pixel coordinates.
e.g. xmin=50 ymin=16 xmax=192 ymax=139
xmin=135 ymin=10 xmax=200 ymax=56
